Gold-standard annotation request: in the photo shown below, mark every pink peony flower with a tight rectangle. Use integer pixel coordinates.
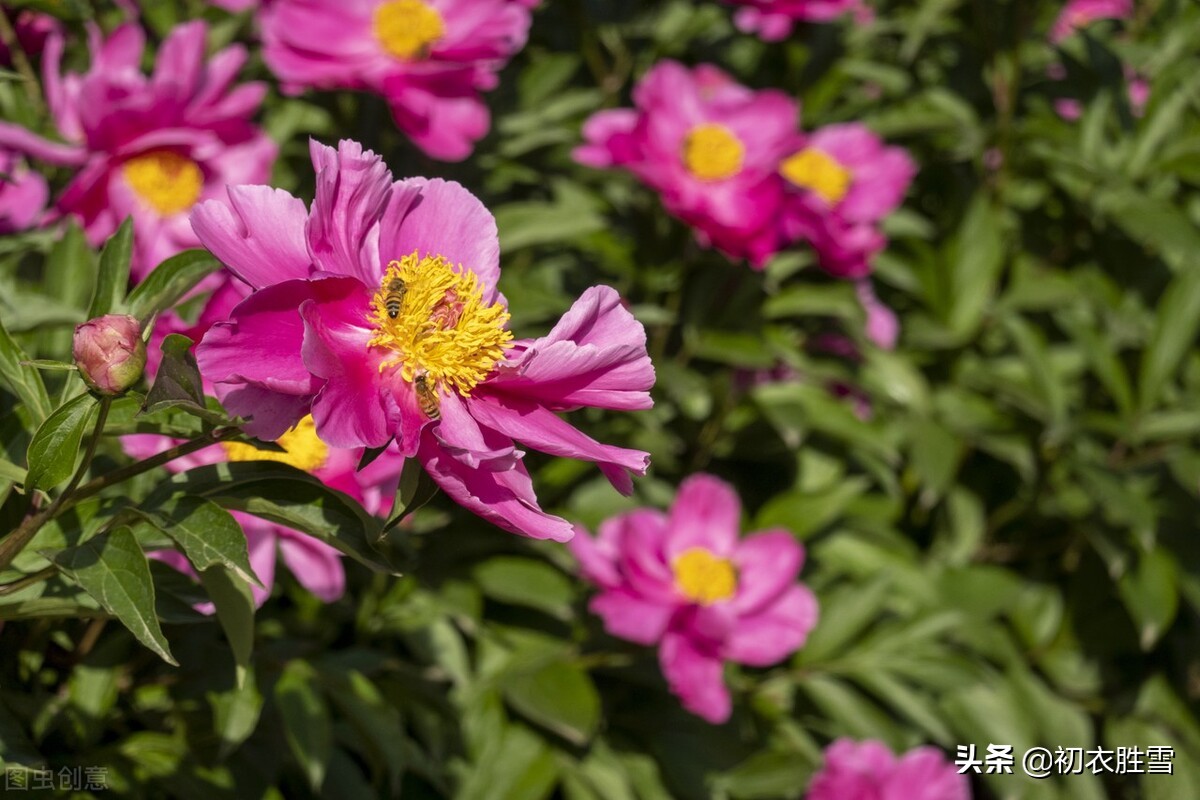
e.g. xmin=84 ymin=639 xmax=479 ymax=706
xmin=728 ymin=0 xmax=873 ymax=41
xmin=1049 ymin=0 xmax=1133 ymax=43
xmin=73 ymin=314 xmax=147 ymax=396
xmin=0 ymin=149 xmax=48 ymax=234
xmin=259 ymin=0 xmax=533 ymax=161
xmin=570 ymin=474 xmax=818 ymax=723
xmin=856 ymin=279 xmax=898 ymax=350
xmin=779 ymin=122 xmax=915 ymax=279
xmin=575 ymin=61 xmax=798 ymax=268
xmin=125 ymin=417 xmax=404 ymax=608
xmin=0 ymin=21 xmax=275 ymax=278
xmin=191 ymin=139 xmax=654 ymax=542
xmin=807 ymin=738 xmax=971 ymax=800
xmin=0 ymin=10 xmax=57 ymax=66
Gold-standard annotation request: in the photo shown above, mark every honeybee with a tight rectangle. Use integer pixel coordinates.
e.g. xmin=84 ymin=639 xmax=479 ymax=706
xmin=383 ymin=277 xmax=407 ymax=319
xmin=414 ymin=372 xmax=440 ymax=420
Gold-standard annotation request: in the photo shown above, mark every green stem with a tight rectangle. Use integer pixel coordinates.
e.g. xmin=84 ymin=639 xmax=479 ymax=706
xmin=0 ymin=566 xmax=56 ymax=597
xmin=0 ymin=397 xmax=111 ymax=572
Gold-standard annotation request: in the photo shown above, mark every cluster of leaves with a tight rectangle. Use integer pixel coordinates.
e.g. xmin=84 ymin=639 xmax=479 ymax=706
xmin=2 ymin=0 xmax=1200 ymax=798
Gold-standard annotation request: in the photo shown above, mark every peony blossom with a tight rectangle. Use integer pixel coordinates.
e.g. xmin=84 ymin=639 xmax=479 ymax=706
xmin=260 ymin=0 xmax=534 ymax=161
xmin=192 ymin=139 xmax=654 ymax=542
xmin=570 ymin=474 xmax=818 ymax=723
xmin=807 ymin=739 xmax=971 ymax=800
xmin=727 ymin=0 xmax=872 ymax=41
xmin=73 ymin=314 xmax=147 ymax=396
xmin=779 ymin=122 xmax=915 ymax=279
xmin=125 ymin=417 xmax=404 ymax=608
xmin=0 ymin=21 xmax=275 ymax=278
xmin=0 ymin=149 xmax=48 ymax=234
xmin=0 ymin=9 xmax=57 ymax=66
xmin=1049 ymin=0 xmax=1133 ymax=44
xmin=575 ymin=61 xmax=798 ymax=268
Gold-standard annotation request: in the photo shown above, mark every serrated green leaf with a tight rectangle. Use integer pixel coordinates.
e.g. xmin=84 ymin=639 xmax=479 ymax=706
xmin=49 ymin=527 xmax=177 ymax=665
xmin=24 ymin=392 xmax=96 ymax=491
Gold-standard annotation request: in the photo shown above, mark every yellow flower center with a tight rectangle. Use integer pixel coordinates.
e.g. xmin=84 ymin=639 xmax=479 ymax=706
xmin=222 ymin=415 xmax=329 ymax=473
xmin=122 ymin=150 xmax=204 ymax=216
xmin=374 ymin=0 xmax=445 ymax=60
xmin=780 ymin=147 xmax=851 ymax=205
xmin=673 ymin=547 xmax=738 ymax=605
xmin=682 ymin=123 xmax=744 ymax=181
xmin=368 ymin=252 xmax=512 ymax=398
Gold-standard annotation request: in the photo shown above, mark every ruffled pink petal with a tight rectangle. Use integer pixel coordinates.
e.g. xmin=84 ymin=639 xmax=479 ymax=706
xmin=609 ymin=509 xmax=679 ymax=603
xmin=239 ymin=517 xmax=279 ymax=608
xmin=418 ymin=429 xmax=574 ymax=542
xmin=590 ymin=589 xmax=674 ymax=645
xmin=883 ymin=747 xmax=971 ymax=800
xmin=386 ymin=84 xmax=491 ymax=162
xmin=573 ymin=108 xmax=640 ymax=168
xmin=191 ymin=186 xmax=313 ymax=288
xmin=723 ymin=584 xmax=818 ymax=667
xmin=152 ymin=20 xmax=207 ymax=100
xmin=0 ymin=122 xmax=87 ymax=165
xmin=568 ymin=523 xmax=621 ymax=589
xmin=485 ymin=286 xmax=654 ymax=411
xmin=298 ymin=277 xmax=397 ymax=448
xmin=197 ymin=279 xmax=323 ymax=438
xmin=307 ymin=139 xmax=395 ymax=285
xmin=658 ymin=631 xmax=731 ymax=723
xmin=277 ymin=530 xmax=345 ymax=603
xmin=665 ymin=474 xmax=742 ymax=559
xmin=432 ymin=391 xmax=524 ymax=471
xmin=730 ymin=530 xmax=803 ymax=615
xmin=382 ymin=177 xmax=501 ymax=302
xmin=465 ymin=394 xmax=648 ymax=494
xmin=808 ymin=739 xmax=899 ymax=800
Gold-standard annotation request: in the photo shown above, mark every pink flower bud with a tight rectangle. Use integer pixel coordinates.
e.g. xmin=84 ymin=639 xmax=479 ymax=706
xmin=72 ymin=314 xmax=146 ymax=395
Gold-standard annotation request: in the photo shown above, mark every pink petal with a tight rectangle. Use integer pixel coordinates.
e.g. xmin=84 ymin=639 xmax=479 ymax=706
xmin=418 ymin=429 xmax=574 ymax=542
xmin=568 ymin=524 xmax=621 ymax=588
xmin=465 ymin=394 xmax=648 ymax=494
xmin=432 ymin=391 xmax=524 ymax=471
xmin=486 ymin=286 xmax=654 ymax=411
xmin=658 ymin=631 xmax=731 ymax=723
xmin=307 ymin=139 xmax=396 ymax=285
xmin=590 ymin=589 xmax=673 ymax=645
xmin=191 ymin=186 xmax=312 ymax=289
xmin=387 ymin=86 xmax=491 ymax=162
xmin=723 ymin=584 xmax=818 ymax=667
xmin=0 ymin=121 xmax=87 ymax=165
xmin=298 ymin=277 xmax=397 ymax=448
xmin=382 ymin=177 xmax=501 ymax=302
xmin=666 ymin=474 xmax=742 ymax=559
xmin=730 ymin=530 xmax=804 ymax=615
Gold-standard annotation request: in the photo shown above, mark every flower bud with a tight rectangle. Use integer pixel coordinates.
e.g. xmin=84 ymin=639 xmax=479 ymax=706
xmin=72 ymin=314 xmax=146 ymax=396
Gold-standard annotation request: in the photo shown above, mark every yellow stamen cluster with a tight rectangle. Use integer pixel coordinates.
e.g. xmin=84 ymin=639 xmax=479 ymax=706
xmin=374 ymin=0 xmax=445 ymax=61
xmin=682 ymin=123 xmax=745 ymax=181
xmin=368 ymin=251 xmax=512 ymax=396
xmin=673 ymin=547 xmax=738 ymax=605
xmin=122 ymin=150 xmax=204 ymax=216
xmin=780 ymin=147 xmax=852 ymax=205
xmin=222 ymin=415 xmax=329 ymax=473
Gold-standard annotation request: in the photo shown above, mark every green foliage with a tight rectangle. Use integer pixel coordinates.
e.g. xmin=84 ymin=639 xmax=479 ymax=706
xmin=1 ymin=1 xmax=1199 ymax=799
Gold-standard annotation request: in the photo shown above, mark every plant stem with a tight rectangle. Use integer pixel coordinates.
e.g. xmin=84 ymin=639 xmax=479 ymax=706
xmin=0 ymin=11 xmax=44 ymax=114
xmin=0 ymin=566 xmax=56 ymax=597
xmin=0 ymin=397 xmax=111 ymax=572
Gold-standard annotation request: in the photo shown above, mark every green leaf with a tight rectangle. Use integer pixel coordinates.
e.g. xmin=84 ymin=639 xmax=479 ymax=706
xmin=455 ymin=723 xmax=558 ymax=800
xmin=199 ymin=565 xmax=255 ymax=689
xmin=126 ymin=250 xmax=222 ymax=326
xmin=136 ymin=496 xmax=260 ymax=588
xmin=1117 ymin=549 xmax=1179 ymax=651
xmin=320 ymin=670 xmax=406 ymax=793
xmin=48 ymin=527 xmax=177 ymax=665
xmin=0 ymin=316 xmax=53 ymax=425
xmin=384 ymin=458 xmax=437 ymax=531
xmin=501 ymin=661 xmax=600 ymax=746
xmin=151 ymin=462 xmax=397 ymax=574
xmin=275 ymin=660 xmax=332 ymax=791
xmin=946 ymin=196 xmax=1005 ymax=337
xmin=41 ymin=221 xmax=95 ymax=357
xmin=24 ymin=392 xmax=97 ymax=491
xmin=140 ymin=334 xmax=211 ymax=419
xmin=754 ymin=478 xmax=871 ymax=539
xmin=87 ymin=217 xmax=133 ymax=318
xmin=1138 ymin=265 xmax=1200 ymax=411
xmin=473 ymin=557 xmax=574 ymax=620
xmin=209 ymin=671 xmax=264 ymax=760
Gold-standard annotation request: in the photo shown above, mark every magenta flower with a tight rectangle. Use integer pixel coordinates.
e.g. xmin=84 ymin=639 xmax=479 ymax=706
xmin=1049 ymin=0 xmax=1132 ymax=43
xmin=0 ymin=149 xmax=48 ymax=234
xmin=575 ymin=61 xmax=798 ymax=268
xmin=570 ymin=474 xmax=818 ymax=723
xmin=0 ymin=21 xmax=275 ymax=278
xmin=0 ymin=9 xmax=57 ymax=66
xmin=125 ymin=417 xmax=404 ymax=608
xmin=192 ymin=139 xmax=653 ymax=541
xmin=807 ymin=739 xmax=971 ymax=800
xmin=727 ymin=0 xmax=872 ymax=41
xmin=779 ymin=122 xmax=915 ymax=279
xmin=260 ymin=0 xmax=533 ymax=161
